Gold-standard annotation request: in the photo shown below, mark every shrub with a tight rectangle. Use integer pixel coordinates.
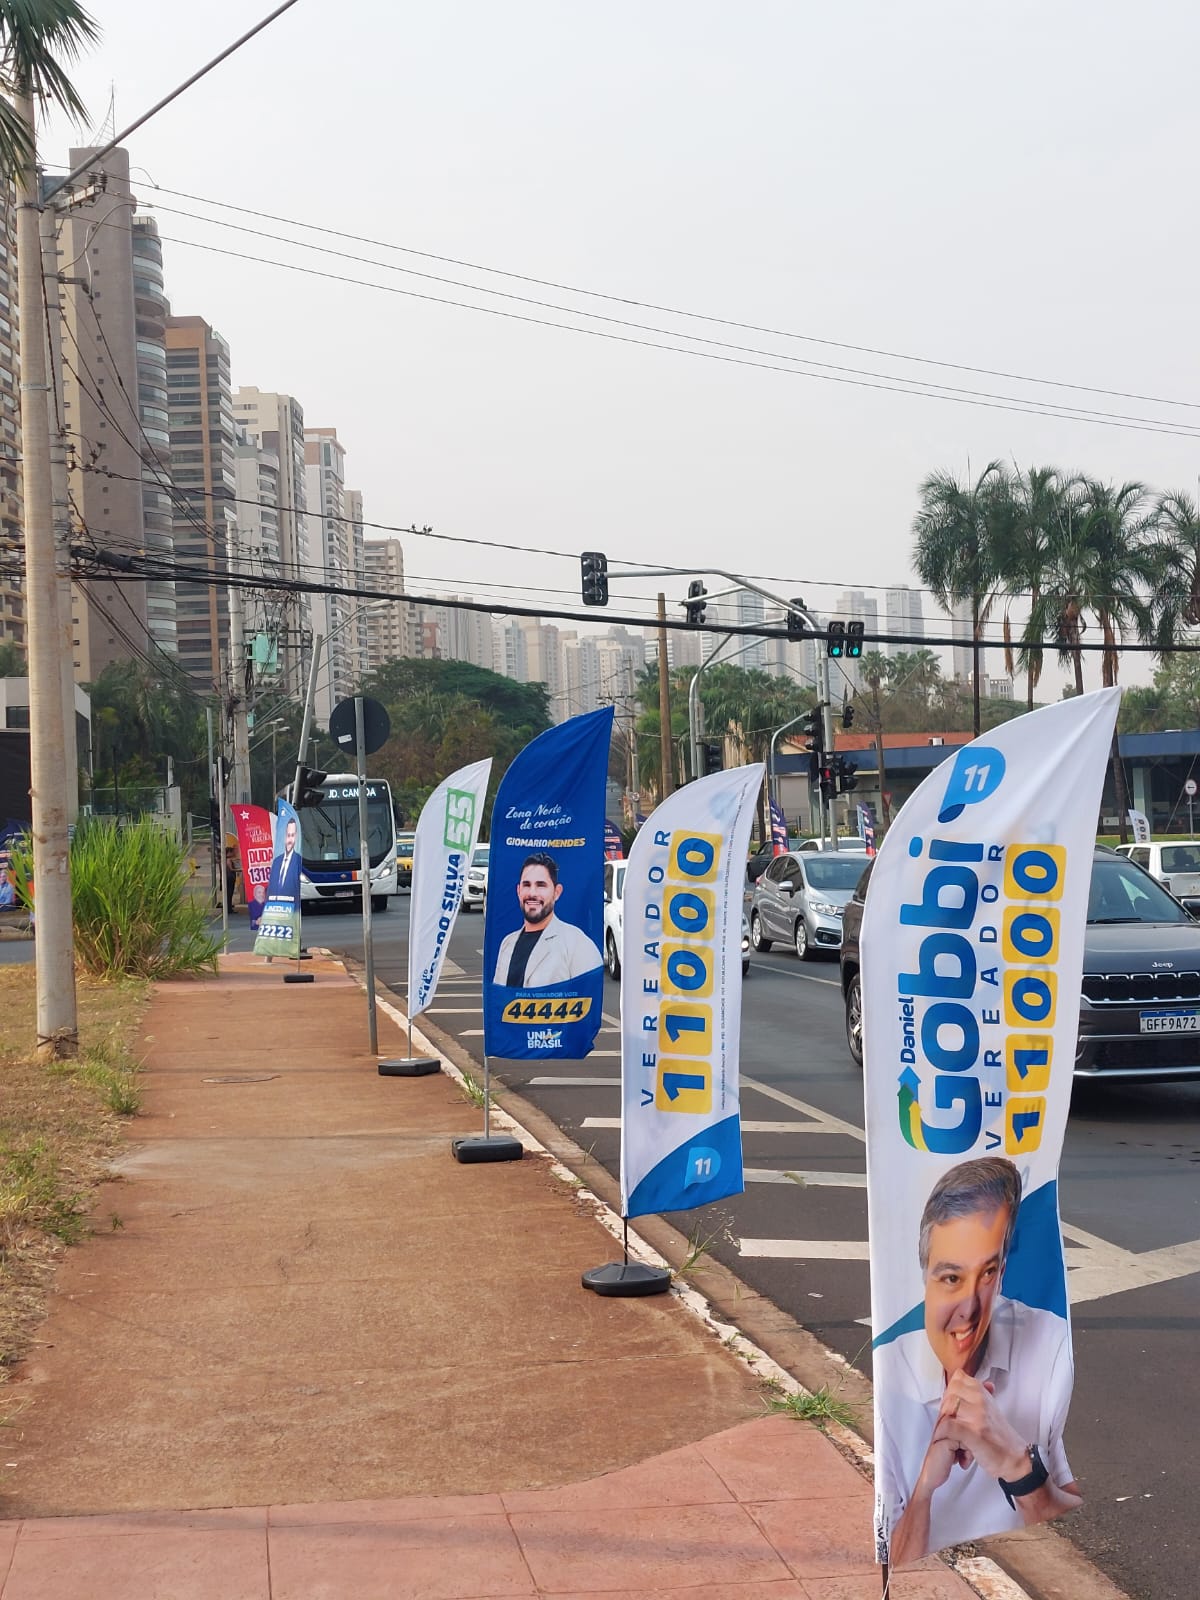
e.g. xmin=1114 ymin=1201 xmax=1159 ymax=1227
xmin=9 ymin=822 xmax=221 ymax=979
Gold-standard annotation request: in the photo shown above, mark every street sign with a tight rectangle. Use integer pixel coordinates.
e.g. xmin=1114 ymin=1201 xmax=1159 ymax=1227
xmin=1185 ymin=778 xmax=1197 ymax=798
xmin=330 ymin=696 xmax=390 ymax=756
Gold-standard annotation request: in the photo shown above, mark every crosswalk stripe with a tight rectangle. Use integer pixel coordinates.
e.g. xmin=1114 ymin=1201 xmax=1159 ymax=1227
xmin=739 ymin=1239 xmax=871 ymax=1260
xmin=530 ymin=1077 xmax=620 ymax=1088
xmin=581 ymin=1117 xmax=825 ymax=1134
xmin=745 ymin=1168 xmax=867 ymax=1188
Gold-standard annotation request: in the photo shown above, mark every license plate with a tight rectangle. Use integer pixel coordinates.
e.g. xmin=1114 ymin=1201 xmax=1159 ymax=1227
xmin=332 ymin=890 xmax=353 ymax=898
xmin=1139 ymin=1009 xmax=1200 ymax=1033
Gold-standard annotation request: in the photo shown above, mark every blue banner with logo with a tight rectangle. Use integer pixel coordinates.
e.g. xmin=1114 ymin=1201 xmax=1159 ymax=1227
xmin=253 ymin=797 xmax=303 ymax=959
xmin=483 ymin=707 xmax=614 ymax=1060
xmin=604 ymin=819 xmax=624 ymax=860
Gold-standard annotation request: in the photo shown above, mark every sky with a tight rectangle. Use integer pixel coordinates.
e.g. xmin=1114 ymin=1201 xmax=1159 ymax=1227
xmin=42 ymin=0 xmax=1200 ymax=694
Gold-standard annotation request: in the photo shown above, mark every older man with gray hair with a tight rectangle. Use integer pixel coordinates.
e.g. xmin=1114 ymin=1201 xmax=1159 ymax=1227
xmin=876 ymin=1156 xmax=1082 ymax=1567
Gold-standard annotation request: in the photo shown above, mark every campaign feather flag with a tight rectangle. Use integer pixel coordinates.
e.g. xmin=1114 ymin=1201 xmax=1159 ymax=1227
xmin=863 ymin=690 xmax=1119 ymax=1567
xmin=482 ymin=708 xmax=613 ymax=1061
xmin=619 ymin=763 xmax=764 ymax=1217
xmin=407 ymin=759 xmax=491 ymax=1018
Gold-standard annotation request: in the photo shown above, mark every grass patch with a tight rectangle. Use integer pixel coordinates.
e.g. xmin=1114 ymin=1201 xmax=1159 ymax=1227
xmin=0 ymin=966 xmax=149 ymax=1372
xmin=458 ymin=1070 xmax=486 ymax=1109
xmin=764 ymin=1383 xmax=860 ymax=1430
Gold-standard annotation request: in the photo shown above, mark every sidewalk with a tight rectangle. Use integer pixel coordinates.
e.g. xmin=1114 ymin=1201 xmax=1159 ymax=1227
xmin=0 ymin=952 xmax=979 ymax=1598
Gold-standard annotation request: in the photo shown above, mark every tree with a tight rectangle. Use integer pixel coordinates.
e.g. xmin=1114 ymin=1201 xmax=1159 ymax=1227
xmin=856 ymin=652 xmax=891 ymax=826
xmin=1150 ymin=490 xmax=1200 ymax=646
xmin=912 ymin=460 xmax=1010 ymax=737
xmin=0 ymin=638 xmax=25 ymax=674
xmin=1000 ymin=465 xmax=1067 ymax=711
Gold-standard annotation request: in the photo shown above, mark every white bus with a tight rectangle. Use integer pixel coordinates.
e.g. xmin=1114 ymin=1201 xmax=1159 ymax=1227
xmin=295 ymin=773 xmax=398 ymax=911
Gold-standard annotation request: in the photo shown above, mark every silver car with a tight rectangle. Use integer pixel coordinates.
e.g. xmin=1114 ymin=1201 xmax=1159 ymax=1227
xmin=749 ymin=848 xmax=867 ymax=960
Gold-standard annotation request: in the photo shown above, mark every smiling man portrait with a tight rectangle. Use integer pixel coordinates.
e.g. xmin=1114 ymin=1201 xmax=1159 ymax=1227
xmin=876 ymin=1156 xmax=1082 ymax=1566
xmin=492 ymin=850 xmax=603 ymax=989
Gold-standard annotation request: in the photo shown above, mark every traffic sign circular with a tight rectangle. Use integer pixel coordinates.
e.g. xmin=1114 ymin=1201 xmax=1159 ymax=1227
xmin=329 ymin=695 xmax=391 ymax=756
xmin=1185 ymin=778 xmax=1197 ymax=797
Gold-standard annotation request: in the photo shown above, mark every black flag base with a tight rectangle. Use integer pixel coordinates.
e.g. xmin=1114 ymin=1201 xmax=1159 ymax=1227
xmin=379 ymin=1056 xmax=441 ymax=1077
xmin=582 ymin=1261 xmax=671 ymax=1297
xmin=452 ymin=1135 xmax=524 ymax=1163
xmin=284 ymin=972 xmax=315 ymax=984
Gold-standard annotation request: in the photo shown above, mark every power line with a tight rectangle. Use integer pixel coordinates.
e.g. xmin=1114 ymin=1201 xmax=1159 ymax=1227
xmin=139 ymin=182 xmax=1200 ymax=416
xmin=139 ymin=203 xmax=1200 ymax=437
xmin=150 ymin=234 xmax=1200 ymax=443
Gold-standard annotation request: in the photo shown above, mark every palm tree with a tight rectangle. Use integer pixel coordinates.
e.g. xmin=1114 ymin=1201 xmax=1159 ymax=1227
xmin=1000 ymin=465 xmax=1066 ymax=711
xmin=912 ymin=460 xmax=1010 ymax=738
xmin=0 ymin=3 xmax=97 ymax=170
xmin=856 ymin=651 xmax=891 ymax=826
xmin=1149 ymin=490 xmax=1200 ymax=645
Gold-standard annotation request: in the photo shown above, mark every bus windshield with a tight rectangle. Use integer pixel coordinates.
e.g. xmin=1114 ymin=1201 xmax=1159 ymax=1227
xmin=299 ymin=781 xmax=394 ymax=869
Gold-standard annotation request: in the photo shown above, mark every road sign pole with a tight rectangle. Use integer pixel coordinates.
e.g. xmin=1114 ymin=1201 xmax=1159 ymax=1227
xmin=355 ymin=696 xmax=378 ymax=1055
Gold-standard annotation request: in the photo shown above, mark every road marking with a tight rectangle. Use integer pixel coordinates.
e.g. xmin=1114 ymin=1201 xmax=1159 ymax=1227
xmin=581 ymin=1118 xmax=826 ymax=1134
xmin=1064 ymin=1230 xmax=1200 ymax=1305
xmin=740 ymin=1076 xmax=867 ymax=1143
xmin=531 ymin=1077 xmax=620 ymax=1088
xmin=749 ymin=962 xmax=841 ymax=987
xmin=739 ymin=1238 xmax=871 ymax=1260
xmin=425 ymin=1008 xmax=481 ymax=1015
xmin=746 ymin=1168 xmax=868 ymax=1188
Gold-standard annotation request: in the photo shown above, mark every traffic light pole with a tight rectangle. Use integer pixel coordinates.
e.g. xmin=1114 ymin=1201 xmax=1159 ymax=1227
xmin=291 ymin=633 xmax=323 ymax=803
xmin=689 ymin=635 xmax=759 ymax=783
xmin=819 ymin=654 xmax=840 ymax=850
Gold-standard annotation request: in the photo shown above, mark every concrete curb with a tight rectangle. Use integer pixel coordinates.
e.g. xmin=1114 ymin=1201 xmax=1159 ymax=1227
xmin=358 ymin=970 xmax=1130 ymax=1600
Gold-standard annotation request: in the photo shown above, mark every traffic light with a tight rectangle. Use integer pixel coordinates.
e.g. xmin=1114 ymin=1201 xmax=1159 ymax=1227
xmin=835 ymin=756 xmax=859 ymax=793
xmin=580 ymin=551 xmax=609 ymax=606
xmin=700 ymin=742 xmax=723 ymax=776
xmin=819 ymin=761 xmax=835 ymax=802
xmin=826 ymin=620 xmax=845 ymax=658
xmin=293 ymin=764 xmax=328 ymax=808
xmin=786 ymin=599 xmax=805 ymax=640
xmin=846 ymin=621 xmax=865 ymax=658
xmin=685 ymin=579 xmax=708 ymax=627
xmin=841 ymin=703 xmax=855 ymax=730
xmin=802 ymin=706 xmax=823 ymax=781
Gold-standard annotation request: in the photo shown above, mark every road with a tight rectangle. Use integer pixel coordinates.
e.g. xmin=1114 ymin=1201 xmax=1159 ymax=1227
xmin=272 ymin=891 xmax=1197 ymax=1600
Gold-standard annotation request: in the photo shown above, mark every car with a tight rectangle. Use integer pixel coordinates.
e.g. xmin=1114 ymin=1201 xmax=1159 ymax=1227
xmin=1114 ymin=839 xmax=1200 ymax=914
xmin=748 ymin=848 xmax=866 ymax=960
xmin=797 ymin=838 xmax=871 ymax=853
xmin=396 ymin=831 xmax=416 ymax=887
xmin=605 ymin=859 xmax=750 ymax=979
xmin=462 ymin=843 xmax=490 ymax=911
xmin=745 ymin=846 xmax=777 ymax=886
xmin=840 ymin=847 xmax=1200 ymax=1081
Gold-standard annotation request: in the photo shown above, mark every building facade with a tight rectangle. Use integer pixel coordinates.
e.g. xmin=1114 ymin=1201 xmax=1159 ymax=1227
xmin=363 ymin=537 xmax=413 ymax=668
xmin=304 ymin=427 xmax=365 ymax=724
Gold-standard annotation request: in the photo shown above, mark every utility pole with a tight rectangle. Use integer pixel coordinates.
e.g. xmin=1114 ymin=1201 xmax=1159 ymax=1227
xmin=656 ymin=592 xmax=674 ymax=798
xmin=39 ymin=203 xmax=79 ymax=825
xmin=226 ymin=528 xmax=251 ymax=804
xmin=16 ymin=93 xmax=76 ymax=1057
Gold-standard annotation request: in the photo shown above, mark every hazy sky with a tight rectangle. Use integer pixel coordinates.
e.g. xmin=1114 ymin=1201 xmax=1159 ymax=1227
xmin=43 ymin=1 xmax=1200 ymax=692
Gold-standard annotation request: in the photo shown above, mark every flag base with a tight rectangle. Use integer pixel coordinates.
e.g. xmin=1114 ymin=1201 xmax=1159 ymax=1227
xmin=581 ymin=1261 xmax=671 ymax=1296
xmin=379 ymin=1057 xmax=440 ymax=1077
xmin=284 ymin=972 xmax=315 ymax=984
xmin=452 ymin=1135 xmax=524 ymax=1163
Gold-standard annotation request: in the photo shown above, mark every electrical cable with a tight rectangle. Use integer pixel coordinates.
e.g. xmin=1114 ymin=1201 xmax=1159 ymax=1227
xmin=137 ymin=182 xmax=1200 ymax=416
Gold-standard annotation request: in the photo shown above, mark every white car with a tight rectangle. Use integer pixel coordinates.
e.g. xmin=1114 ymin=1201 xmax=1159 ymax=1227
xmin=462 ymin=843 xmax=490 ymax=911
xmin=1115 ymin=839 xmax=1200 ymax=915
xmin=605 ymin=859 xmax=750 ymax=978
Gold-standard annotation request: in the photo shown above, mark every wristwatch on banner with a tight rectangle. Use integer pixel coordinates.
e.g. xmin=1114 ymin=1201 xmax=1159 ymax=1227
xmin=999 ymin=1442 xmax=1049 ymax=1509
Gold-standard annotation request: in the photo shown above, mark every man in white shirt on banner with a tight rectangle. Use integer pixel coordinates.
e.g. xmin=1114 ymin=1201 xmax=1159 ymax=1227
xmin=493 ymin=851 xmax=602 ymax=988
xmin=877 ymin=1157 xmax=1083 ymax=1566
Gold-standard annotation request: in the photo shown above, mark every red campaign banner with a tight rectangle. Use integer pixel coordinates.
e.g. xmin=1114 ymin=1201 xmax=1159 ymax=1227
xmin=233 ymin=804 xmax=276 ymax=930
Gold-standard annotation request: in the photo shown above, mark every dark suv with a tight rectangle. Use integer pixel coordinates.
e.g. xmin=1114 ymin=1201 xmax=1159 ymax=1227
xmin=839 ymin=847 xmax=1200 ymax=1082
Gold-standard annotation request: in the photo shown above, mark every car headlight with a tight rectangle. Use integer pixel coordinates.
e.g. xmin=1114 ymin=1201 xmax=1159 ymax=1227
xmin=810 ymin=898 xmax=839 ymax=917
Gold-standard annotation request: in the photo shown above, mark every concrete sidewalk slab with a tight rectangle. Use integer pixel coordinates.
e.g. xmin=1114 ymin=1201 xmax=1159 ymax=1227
xmin=0 ymin=1420 xmax=973 ymax=1599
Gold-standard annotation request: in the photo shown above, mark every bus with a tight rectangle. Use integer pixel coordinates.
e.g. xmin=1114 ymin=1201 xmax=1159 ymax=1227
xmin=295 ymin=773 xmax=399 ymax=911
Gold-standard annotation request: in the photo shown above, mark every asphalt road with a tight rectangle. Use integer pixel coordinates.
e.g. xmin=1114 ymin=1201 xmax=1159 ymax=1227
xmin=277 ymin=891 xmax=1198 ymax=1600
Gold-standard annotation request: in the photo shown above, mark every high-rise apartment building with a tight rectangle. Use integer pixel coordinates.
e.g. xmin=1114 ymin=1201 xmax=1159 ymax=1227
xmin=304 ymin=427 xmax=365 ymax=724
xmin=0 ymin=188 xmax=22 ymax=657
xmin=165 ymin=316 xmax=236 ymax=692
xmin=884 ymin=584 xmax=923 ymax=658
xmin=233 ymin=432 xmax=284 ymax=681
xmin=130 ymin=215 xmax=176 ymax=656
xmin=949 ymin=596 xmax=975 ymax=683
xmin=363 ymin=538 xmax=412 ymax=668
xmin=59 ymin=147 xmax=155 ymax=680
xmin=234 ymin=387 xmax=311 ymax=691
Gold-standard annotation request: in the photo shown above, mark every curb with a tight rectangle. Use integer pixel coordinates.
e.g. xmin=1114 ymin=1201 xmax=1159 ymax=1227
xmin=358 ymin=970 xmax=1130 ymax=1600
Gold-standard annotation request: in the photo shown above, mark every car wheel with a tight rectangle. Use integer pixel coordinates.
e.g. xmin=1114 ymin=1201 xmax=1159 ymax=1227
xmin=605 ymin=930 xmax=621 ymax=979
xmin=845 ymin=973 xmax=864 ymax=1068
xmin=742 ymin=959 xmax=750 ymax=978
xmin=750 ymin=912 xmax=772 ymax=952
xmin=794 ymin=919 xmax=810 ymax=960
xmin=371 ymin=895 xmax=388 ymax=913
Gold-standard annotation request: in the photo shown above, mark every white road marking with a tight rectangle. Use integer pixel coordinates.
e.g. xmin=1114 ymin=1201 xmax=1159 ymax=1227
xmin=750 ymin=963 xmax=841 ymax=987
xmin=745 ymin=1168 xmax=868 ymax=1188
xmin=1065 ymin=1230 xmax=1200 ymax=1305
xmin=739 ymin=1239 xmax=871 ymax=1260
xmin=740 ymin=1075 xmax=867 ymax=1143
xmin=424 ymin=1008 xmax=482 ymax=1015
xmin=531 ymin=1077 xmax=621 ymax=1088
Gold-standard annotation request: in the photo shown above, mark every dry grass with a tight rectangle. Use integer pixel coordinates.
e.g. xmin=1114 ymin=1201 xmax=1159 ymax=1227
xmin=0 ymin=966 xmax=149 ymax=1374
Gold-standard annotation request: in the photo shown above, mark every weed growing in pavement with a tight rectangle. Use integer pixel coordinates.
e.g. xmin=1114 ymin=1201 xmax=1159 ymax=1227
xmin=763 ymin=1382 xmax=859 ymax=1430
xmin=672 ymin=1222 xmax=732 ymax=1280
xmin=51 ymin=1036 xmax=142 ymax=1117
xmin=0 ymin=1139 xmax=89 ymax=1248
xmin=459 ymin=1071 xmax=486 ymax=1109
